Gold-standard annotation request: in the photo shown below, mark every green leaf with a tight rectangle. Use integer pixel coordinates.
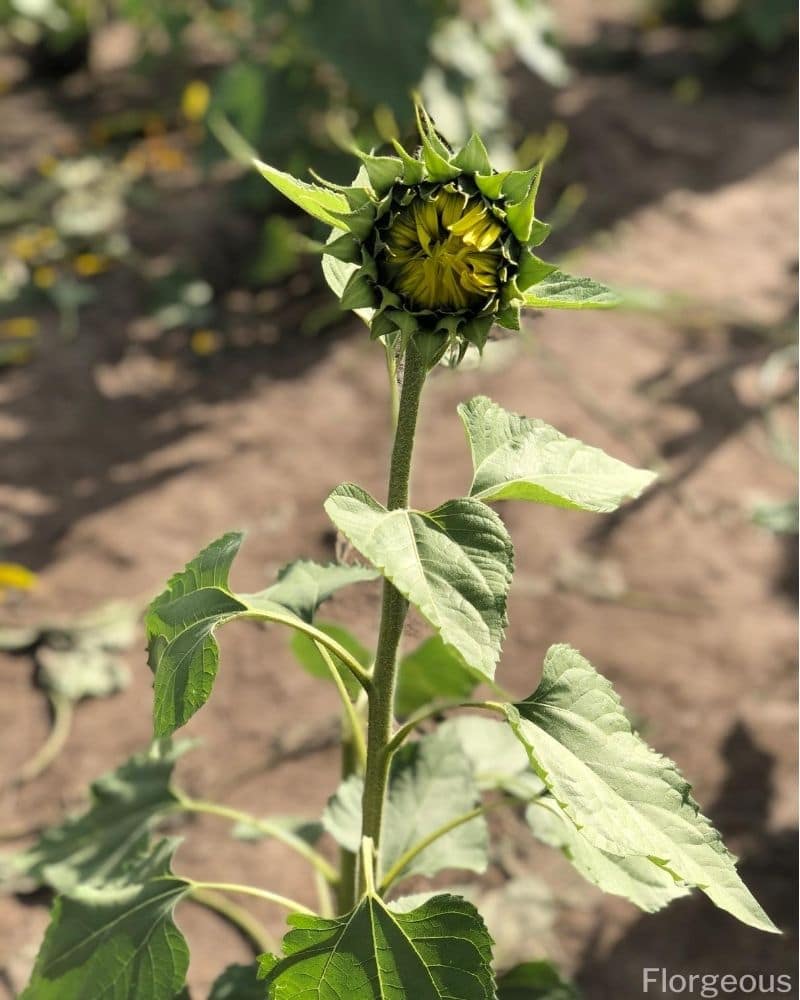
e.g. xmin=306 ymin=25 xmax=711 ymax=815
xmin=323 ymin=727 xmax=488 ymax=885
xmin=522 ymin=269 xmax=620 ymax=310
xmin=261 ymin=892 xmax=495 ymax=999
xmin=526 ymin=798 xmax=690 ymax=913
xmin=497 ymin=961 xmax=580 ymax=1000
xmin=395 ymin=636 xmax=481 ymax=717
xmin=36 ymin=641 xmax=130 ymax=702
xmin=209 ymin=963 xmax=263 ymax=999
xmin=290 ymin=622 xmax=371 ymax=699
xmin=253 ymin=160 xmax=352 ymax=229
xmin=11 ymin=742 xmax=188 ymax=894
xmin=440 ymin=715 xmax=545 ymax=799
xmin=297 ymin=0 xmax=436 ymax=112
xmin=147 ymin=533 xmax=248 ymax=738
xmin=148 ymin=535 xmax=375 ymax=736
xmin=264 ymin=561 xmax=377 ymax=624
xmin=325 ymin=484 xmax=513 ymax=678
xmin=459 ymin=396 xmax=656 ymax=511
xmin=10 ymin=601 xmax=138 ymax=701
xmin=503 ymin=644 xmax=778 ymax=933
xmin=21 ymin=840 xmax=191 ymax=1000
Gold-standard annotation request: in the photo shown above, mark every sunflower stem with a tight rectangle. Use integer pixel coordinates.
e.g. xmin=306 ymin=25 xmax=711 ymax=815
xmin=357 ymin=340 xmax=427 ymax=897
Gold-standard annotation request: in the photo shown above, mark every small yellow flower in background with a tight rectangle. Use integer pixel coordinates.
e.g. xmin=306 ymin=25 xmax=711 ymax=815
xmin=38 ymin=155 xmax=58 ymax=177
xmin=190 ymin=329 xmax=222 ymax=356
xmin=181 ymin=80 xmax=211 ymax=123
xmin=0 ymin=562 xmax=37 ymax=593
xmin=73 ymin=253 xmax=109 ymax=277
xmin=10 ymin=227 xmax=58 ymax=262
xmin=0 ymin=316 xmax=39 ymax=338
xmin=673 ymin=75 xmax=703 ymax=105
xmin=33 ymin=265 xmax=57 ymax=289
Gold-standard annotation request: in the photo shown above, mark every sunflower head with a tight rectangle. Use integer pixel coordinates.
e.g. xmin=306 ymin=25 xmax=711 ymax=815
xmin=379 ymin=189 xmax=504 ymax=314
xmin=255 ymin=103 xmax=617 ymax=366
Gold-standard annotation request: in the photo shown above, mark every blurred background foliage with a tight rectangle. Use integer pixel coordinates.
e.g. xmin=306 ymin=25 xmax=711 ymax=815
xmin=651 ymin=0 xmax=798 ymax=59
xmin=0 ymin=0 xmax=796 ymax=370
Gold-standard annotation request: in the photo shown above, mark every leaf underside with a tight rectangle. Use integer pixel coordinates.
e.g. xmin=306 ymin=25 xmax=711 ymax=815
xmin=504 ymin=644 xmax=777 ymax=933
xmin=323 ymin=726 xmax=488 ymax=885
xmin=526 ymin=798 xmax=689 ymax=913
xmin=459 ymin=396 xmax=656 ymax=511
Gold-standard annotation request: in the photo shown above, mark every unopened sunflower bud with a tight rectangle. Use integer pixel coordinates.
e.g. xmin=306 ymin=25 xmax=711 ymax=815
xmin=254 ymin=102 xmax=619 ymax=365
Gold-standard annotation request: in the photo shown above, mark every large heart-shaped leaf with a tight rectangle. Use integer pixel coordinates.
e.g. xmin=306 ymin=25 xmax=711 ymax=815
xmin=323 ymin=726 xmax=488 ymax=887
xmin=325 ymin=484 xmax=513 ymax=678
xmin=11 ymin=742 xmax=188 ymax=893
xmin=21 ymin=840 xmax=191 ymax=1000
xmin=459 ymin=396 xmax=656 ymax=511
xmin=260 ymin=892 xmax=495 ymax=999
xmin=502 ymin=645 xmax=777 ymax=933
xmin=526 ymin=798 xmax=689 ymax=913
xmin=147 ymin=534 xmax=375 ymax=736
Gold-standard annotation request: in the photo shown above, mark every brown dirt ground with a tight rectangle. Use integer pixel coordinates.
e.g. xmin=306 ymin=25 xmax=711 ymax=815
xmin=0 ymin=5 xmax=797 ymax=998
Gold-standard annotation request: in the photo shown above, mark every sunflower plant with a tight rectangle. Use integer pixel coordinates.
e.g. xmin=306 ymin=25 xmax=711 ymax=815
xmin=14 ymin=107 xmax=776 ymax=1000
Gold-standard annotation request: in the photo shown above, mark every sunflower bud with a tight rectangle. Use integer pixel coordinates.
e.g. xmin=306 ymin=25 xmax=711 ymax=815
xmin=255 ymin=103 xmax=619 ymax=365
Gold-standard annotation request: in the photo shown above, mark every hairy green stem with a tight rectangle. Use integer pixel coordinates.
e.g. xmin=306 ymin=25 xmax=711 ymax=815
xmin=358 ymin=341 xmax=428 ymax=895
xmin=177 ymin=794 xmax=338 ymax=884
xmin=189 ymin=887 xmax=277 ymax=954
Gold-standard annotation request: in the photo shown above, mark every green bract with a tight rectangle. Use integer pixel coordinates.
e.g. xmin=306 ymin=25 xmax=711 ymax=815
xmin=255 ymin=104 xmax=618 ymax=363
